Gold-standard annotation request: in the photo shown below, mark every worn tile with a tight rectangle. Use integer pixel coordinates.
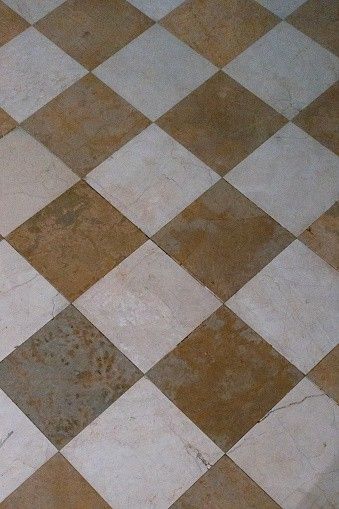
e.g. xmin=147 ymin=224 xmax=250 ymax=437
xmin=0 ymin=27 xmax=86 ymax=122
xmin=22 ymin=74 xmax=149 ymax=177
xmin=0 ymin=1 xmax=28 ymax=46
xmin=36 ymin=0 xmax=153 ymax=70
xmin=63 ymin=378 xmax=223 ymax=508
xmin=158 ymin=72 xmax=286 ymax=175
xmin=0 ymin=128 xmax=78 ymax=237
xmin=255 ymin=0 xmax=307 ymax=17
xmin=224 ymin=21 xmax=339 ymax=119
xmin=2 ymin=0 xmax=66 ymax=22
xmin=308 ymin=346 xmax=339 ymax=404
xmin=0 ymin=107 xmax=16 ymax=137
xmin=161 ymin=0 xmax=278 ymax=67
xmin=153 ymin=180 xmax=293 ymax=301
xmin=94 ymin=24 xmax=216 ymax=121
xmin=226 ymin=122 xmax=339 ymax=236
xmin=228 ymin=378 xmax=339 ymax=509
xmin=128 ymin=0 xmax=185 ymax=20
xmin=8 ymin=181 xmax=146 ymax=301
xmin=86 ymin=124 xmax=219 ymax=236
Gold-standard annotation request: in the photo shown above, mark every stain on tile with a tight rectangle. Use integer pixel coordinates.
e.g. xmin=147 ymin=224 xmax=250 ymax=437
xmin=0 ymin=1 xmax=28 ymax=46
xmin=0 ymin=107 xmax=16 ymax=137
xmin=308 ymin=346 xmax=339 ymax=404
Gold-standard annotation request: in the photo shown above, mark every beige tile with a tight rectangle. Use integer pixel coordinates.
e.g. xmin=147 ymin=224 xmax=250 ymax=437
xmin=308 ymin=346 xmax=339 ymax=404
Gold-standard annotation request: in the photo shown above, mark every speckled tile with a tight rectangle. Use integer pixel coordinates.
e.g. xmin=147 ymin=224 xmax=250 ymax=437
xmin=0 ymin=1 xmax=28 ymax=46
xmin=308 ymin=346 xmax=339 ymax=404
xmin=2 ymin=0 xmax=66 ymax=22
xmin=128 ymin=0 xmax=185 ymax=20
xmin=255 ymin=0 xmax=307 ymax=18
xmin=0 ymin=107 xmax=16 ymax=137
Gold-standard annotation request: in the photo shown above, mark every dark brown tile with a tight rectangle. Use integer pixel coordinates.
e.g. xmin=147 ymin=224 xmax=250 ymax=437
xmin=0 ymin=1 xmax=28 ymax=47
xmin=0 ymin=107 xmax=16 ymax=137
xmin=308 ymin=346 xmax=339 ymax=404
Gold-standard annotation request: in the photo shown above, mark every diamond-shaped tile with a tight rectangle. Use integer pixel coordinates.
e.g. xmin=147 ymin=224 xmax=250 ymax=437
xmin=2 ymin=0 xmax=66 ymax=22
xmin=94 ymin=24 xmax=216 ymax=121
xmin=128 ymin=0 xmax=185 ymax=20
xmin=87 ymin=124 xmax=219 ymax=236
xmin=0 ymin=1 xmax=28 ymax=46
xmin=0 ymin=107 xmax=16 ymax=137
xmin=255 ymin=0 xmax=307 ymax=18
xmin=308 ymin=345 xmax=339 ymax=404
xmin=224 ymin=21 xmax=339 ymax=119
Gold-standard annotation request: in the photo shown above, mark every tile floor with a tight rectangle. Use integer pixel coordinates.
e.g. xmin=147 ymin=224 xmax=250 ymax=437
xmin=0 ymin=1 xmax=338 ymax=508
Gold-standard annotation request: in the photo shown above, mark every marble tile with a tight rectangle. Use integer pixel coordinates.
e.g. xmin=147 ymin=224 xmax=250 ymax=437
xmin=0 ymin=107 xmax=16 ymax=137
xmin=0 ymin=128 xmax=78 ymax=237
xmin=0 ymin=241 xmax=68 ymax=362
xmin=228 ymin=378 xmax=339 ymax=509
xmin=227 ymin=240 xmax=339 ymax=373
xmin=149 ymin=306 xmax=302 ymax=451
xmin=226 ymin=122 xmax=339 ymax=236
xmin=2 ymin=0 xmax=66 ymax=22
xmin=86 ymin=124 xmax=219 ymax=236
xmin=94 ymin=24 xmax=216 ymax=121
xmin=63 ymin=378 xmax=223 ymax=509
xmin=0 ymin=27 xmax=86 ymax=122
xmin=75 ymin=240 xmax=220 ymax=372
xmin=255 ymin=0 xmax=307 ymax=18
xmin=157 ymin=72 xmax=286 ymax=176
xmin=0 ymin=306 xmax=142 ymax=449
xmin=161 ymin=0 xmax=278 ymax=67
xmin=308 ymin=346 xmax=339 ymax=404
xmin=0 ymin=388 xmax=56 ymax=503
xmin=8 ymin=181 xmax=146 ymax=301
xmin=0 ymin=1 xmax=28 ymax=46
xmin=153 ymin=180 xmax=293 ymax=301
xmin=128 ymin=0 xmax=185 ymax=20
xmin=224 ymin=22 xmax=339 ymax=119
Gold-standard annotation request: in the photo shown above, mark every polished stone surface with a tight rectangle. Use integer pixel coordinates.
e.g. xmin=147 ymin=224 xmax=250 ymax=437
xmin=0 ymin=1 xmax=28 ymax=46
xmin=308 ymin=346 xmax=339 ymax=404
xmin=2 ymin=0 xmax=66 ymax=22
xmin=128 ymin=0 xmax=185 ymax=20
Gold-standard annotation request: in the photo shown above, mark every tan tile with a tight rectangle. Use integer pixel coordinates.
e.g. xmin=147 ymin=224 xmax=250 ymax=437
xmin=0 ymin=107 xmax=16 ymax=137
xmin=36 ymin=0 xmax=153 ymax=69
xmin=8 ymin=181 xmax=146 ymax=301
xmin=157 ymin=72 xmax=286 ymax=176
xmin=149 ymin=306 xmax=302 ymax=451
xmin=308 ymin=346 xmax=339 ymax=404
xmin=153 ymin=179 xmax=293 ymax=300
xmin=0 ymin=1 xmax=28 ymax=46
xmin=22 ymin=74 xmax=149 ymax=177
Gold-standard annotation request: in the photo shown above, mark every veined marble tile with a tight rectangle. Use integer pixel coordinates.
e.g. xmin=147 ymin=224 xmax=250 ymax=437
xmin=2 ymin=0 xmax=66 ymax=22
xmin=117 ymin=0 xmax=185 ymax=21
xmin=255 ymin=0 xmax=307 ymax=18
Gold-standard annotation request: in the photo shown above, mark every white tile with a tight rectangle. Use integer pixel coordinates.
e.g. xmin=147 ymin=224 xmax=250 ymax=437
xmin=0 ymin=28 xmax=86 ymax=122
xmin=0 ymin=241 xmax=68 ymax=362
xmin=87 ymin=125 xmax=219 ymax=236
xmin=2 ymin=0 xmax=65 ymax=22
xmin=93 ymin=24 xmax=216 ymax=121
xmin=224 ymin=22 xmax=339 ymax=119
xmin=227 ymin=240 xmax=339 ymax=373
xmin=0 ymin=388 xmax=56 ymax=502
xmin=226 ymin=123 xmax=339 ymax=236
xmin=0 ymin=129 xmax=79 ymax=236
xmin=63 ymin=377 xmax=223 ymax=509
xmin=228 ymin=378 xmax=339 ymax=509
xmin=128 ymin=0 xmax=185 ymax=20
xmin=255 ymin=0 xmax=307 ymax=18
xmin=75 ymin=240 xmax=220 ymax=372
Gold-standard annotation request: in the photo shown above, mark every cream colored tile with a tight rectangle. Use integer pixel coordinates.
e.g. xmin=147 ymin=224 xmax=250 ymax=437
xmin=128 ymin=0 xmax=185 ymax=20
xmin=3 ymin=0 xmax=66 ymax=22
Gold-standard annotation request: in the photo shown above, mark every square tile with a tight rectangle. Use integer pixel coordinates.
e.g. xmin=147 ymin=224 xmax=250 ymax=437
xmin=0 ymin=389 xmax=56 ymax=503
xmin=75 ymin=240 xmax=220 ymax=372
xmin=226 ymin=122 xmax=339 ymax=236
xmin=0 ymin=305 xmax=141 ymax=448
xmin=161 ymin=0 xmax=278 ymax=67
xmin=227 ymin=240 xmax=339 ymax=373
xmin=86 ymin=124 xmax=219 ymax=236
xmin=157 ymin=72 xmax=286 ymax=175
xmin=0 ymin=107 xmax=16 ymax=137
xmin=255 ymin=0 xmax=307 ymax=18
xmin=0 ymin=1 xmax=28 ymax=46
xmin=63 ymin=378 xmax=223 ymax=508
xmin=0 ymin=27 xmax=86 ymax=122
xmin=128 ymin=0 xmax=185 ymax=20
xmin=22 ymin=74 xmax=149 ymax=177
xmin=8 ymin=181 xmax=146 ymax=301
xmin=153 ymin=180 xmax=293 ymax=301
xmin=224 ymin=22 xmax=339 ymax=119
xmin=0 ymin=241 xmax=68 ymax=362
xmin=228 ymin=378 xmax=339 ymax=509
xmin=2 ymin=0 xmax=66 ymax=22
xmin=308 ymin=346 xmax=339 ymax=404
xmin=149 ymin=306 xmax=302 ymax=451
xmin=0 ymin=128 xmax=78 ymax=237
xmin=94 ymin=24 xmax=216 ymax=121
xmin=36 ymin=0 xmax=153 ymax=70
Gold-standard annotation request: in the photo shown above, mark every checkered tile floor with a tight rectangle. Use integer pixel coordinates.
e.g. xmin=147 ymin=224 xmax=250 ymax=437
xmin=0 ymin=1 xmax=338 ymax=508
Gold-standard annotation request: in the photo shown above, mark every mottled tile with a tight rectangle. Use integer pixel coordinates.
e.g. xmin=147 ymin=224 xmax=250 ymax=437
xmin=255 ymin=0 xmax=307 ymax=17
xmin=161 ymin=0 xmax=278 ymax=67
xmin=0 ymin=107 xmax=16 ymax=137
xmin=63 ymin=378 xmax=223 ymax=508
xmin=8 ymin=181 xmax=146 ymax=301
xmin=308 ymin=346 xmax=339 ymax=404
xmin=128 ymin=0 xmax=185 ymax=20
xmin=94 ymin=24 xmax=216 ymax=121
xmin=0 ymin=1 xmax=28 ymax=46
xmin=228 ymin=378 xmax=339 ymax=509
xmin=22 ymin=74 xmax=149 ymax=177
xmin=86 ymin=124 xmax=219 ymax=236
xmin=157 ymin=72 xmax=286 ymax=175
xmin=2 ymin=0 xmax=66 ymax=22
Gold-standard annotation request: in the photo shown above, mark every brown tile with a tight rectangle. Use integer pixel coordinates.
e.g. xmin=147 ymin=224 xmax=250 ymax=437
xmin=8 ymin=181 xmax=146 ymax=301
xmin=294 ymin=83 xmax=339 ymax=155
xmin=0 ymin=306 xmax=141 ymax=448
xmin=308 ymin=346 xmax=339 ymax=404
xmin=161 ymin=0 xmax=278 ymax=67
xmin=22 ymin=74 xmax=149 ymax=177
xmin=1 ymin=454 xmax=110 ymax=508
xmin=157 ymin=72 xmax=286 ymax=176
xmin=36 ymin=0 xmax=153 ymax=69
xmin=149 ymin=306 xmax=302 ymax=451
xmin=153 ymin=180 xmax=293 ymax=300
xmin=0 ymin=1 xmax=29 ymax=47
xmin=0 ymin=107 xmax=16 ymax=137
xmin=288 ymin=0 xmax=339 ymax=56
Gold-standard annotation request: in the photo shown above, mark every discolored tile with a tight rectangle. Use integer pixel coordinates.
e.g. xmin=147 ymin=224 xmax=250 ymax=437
xmin=0 ymin=107 xmax=16 ymax=137
xmin=36 ymin=0 xmax=153 ymax=70
xmin=161 ymin=0 xmax=278 ymax=67
xmin=0 ymin=1 xmax=28 ymax=47
xmin=22 ymin=74 xmax=149 ymax=177
xmin=157 ymin=72 xmax=286 ymax=176
xmin=153 ymin=180 xmax=293 ymax=301
xmin=2 ymin=0 xmax=66 ymax=22
xmin=255 ymin=0 xmax=307 ymax=17
xmin=128 ymin=0 xmax=185 ymax=20
xmin=308 ymin=346 xmax=339 ymax=404
xmin=8 ymin=181 xmax=146 ymax=301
